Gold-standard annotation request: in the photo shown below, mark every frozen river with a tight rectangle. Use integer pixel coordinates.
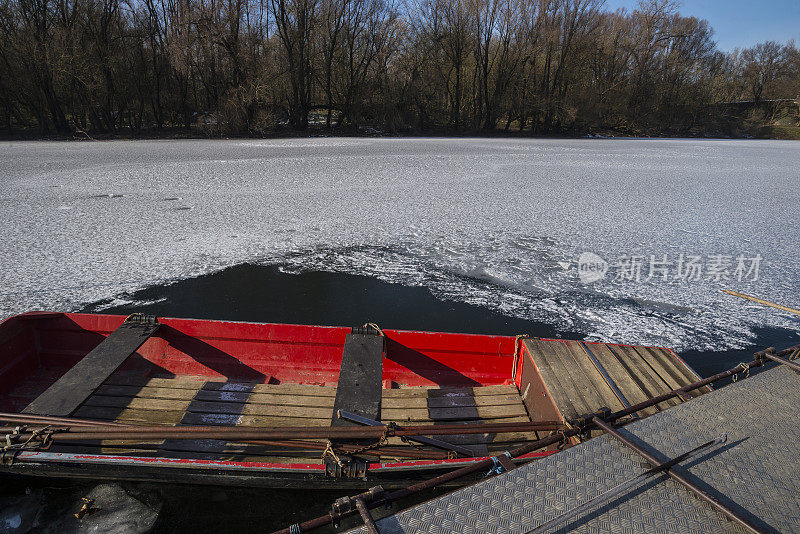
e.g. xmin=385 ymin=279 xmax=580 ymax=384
xmin=1 ymin=137 xmax=798 ymax=354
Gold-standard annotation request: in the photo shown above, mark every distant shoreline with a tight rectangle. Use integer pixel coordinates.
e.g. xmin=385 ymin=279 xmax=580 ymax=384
xmin=2 ymin=127 xmax=798 ymax=142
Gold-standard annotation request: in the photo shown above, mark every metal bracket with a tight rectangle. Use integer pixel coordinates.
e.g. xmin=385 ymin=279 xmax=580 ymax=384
xmin=3 ymin=425 xmax=55 ymax=455
xmin=324 ymin=458 xmax=368 ymax=479
xmin=330 ymin=487 xmax=385 ymax=531
xmin=351 ymin=324 xmax=382 ymax=336
xmin=124 ymin=313 xmax=159 ymax=327
xmin=486 ymin=452 xmax=514 ymax=476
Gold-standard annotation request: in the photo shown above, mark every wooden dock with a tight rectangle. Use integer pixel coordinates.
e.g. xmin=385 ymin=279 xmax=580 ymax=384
xmin=518 ymin=339 xmax=708 ymax=438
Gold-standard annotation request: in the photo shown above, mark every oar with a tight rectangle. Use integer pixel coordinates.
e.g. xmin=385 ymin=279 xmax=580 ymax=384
xmin=722 ymin=289 xmax=800 ymax=316
xmin=337 ymin=409 xmax=475 ymax=457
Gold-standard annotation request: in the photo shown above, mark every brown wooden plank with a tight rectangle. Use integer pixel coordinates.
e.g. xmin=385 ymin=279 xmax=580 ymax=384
xmin=633 ymin=346 xmax=686 ymax=392
xmin=74 ymin=405 xmax=186 ymax=425
xmin=545 ymin=341 xmax=610 ymax=426
xmin=640 ymin=347 xmax=702 ymax=387
xmin=95 ymin=385 xmax=335 ymax=407
xmin=382 ymin=394 xmax=522 ymax=409
xmin=101 ymin=377 xmax=517 ymax=398
xmin=103 ymin=376 xmax=338 ymax=396
xmin=179 ymin=413 xmax=332 ymax=427
xmin=95 ymin=385 xmax=198 ymax=400
xmin=383 ymin=385 xmax=518 ymax=397
xmin=608 ymin=345 xmax=680 ymax=409
xmin=533 ymin=339 xmax=600 ymax=419
xmin=523 ymin=339 xmax=579 ymax=421
xmin=382 ymin=403 xmax=527 ymax=422
xmin=73 ymin=405 xmax=334 ymax=428
xmin=582 ymin=344 xmax=659 ymax=417
xmin=82 ymin=395 xmax=336 ymax=419
xmin=563 ymin=341 xmax=626 ymax=413
xmin=93 ymin=385 xmax=522 ymax=410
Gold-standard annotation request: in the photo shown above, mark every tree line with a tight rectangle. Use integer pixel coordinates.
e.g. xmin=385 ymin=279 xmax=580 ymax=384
xmin=1 ymin=0 xmax=798 ymax=136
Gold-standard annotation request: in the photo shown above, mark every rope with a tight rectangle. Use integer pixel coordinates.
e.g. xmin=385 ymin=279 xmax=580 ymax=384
xmin=3 ymin=425 xmax=53 ymax=452
xmin=550 ymin=422 xmax=573 ymax=450
xmin=321 ymin=440 xmax=343 ymax=467
xmin=511 ymin=334 xmax=529 ymax=382
xmin=362 ymin=323 xmax=384 ymax=336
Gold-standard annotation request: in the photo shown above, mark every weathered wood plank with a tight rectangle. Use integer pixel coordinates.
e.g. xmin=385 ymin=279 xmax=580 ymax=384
xmin=547 ymin=340 xmax=606 ymax=417
xmin=607 ymin=345 xmax=680 ymax=409
xmin=73 ymin=405 xmax=334 ymax=427
xmin=92 ymin=384 xmax=522 ymax=409
xmin=638 ymin=346 xmax=702 ymax=391
xmin=523 ymin=339 xmax=578 ymax=421
xmin=382 ymin=403 xmax=527 ymax=422
xmin=528 ymin=339 xmax=602 ymax=420
xmin=382 ymin=394 xmax=521 ymax=409
xmin=83 ymin=395 xmax=336 ymax=419
xmin=103 ymin=376 xmax=338 ymax=396
xmin=563 ymin=341 xmax=626 ymax=413
xmin=382 ymin=385 xmax=518 ymax=397
xmin=581 ymin=344 xmax=659 ymax=417
xmin=24 ymin=319 xmax=160 ymax=416
xmin=330 ymin=333 xmax=384 ymax=428
xmin=633 ymin=346 xmax=686 ymax=392
xmin=74 ymin=405 xmax=186 ymax=425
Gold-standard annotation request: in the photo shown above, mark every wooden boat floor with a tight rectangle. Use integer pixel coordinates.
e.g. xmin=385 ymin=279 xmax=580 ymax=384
xmin=48 ymin=374 xmax=536 ymax=462
xmin=521 ymin=339 xmax=710 ymax=440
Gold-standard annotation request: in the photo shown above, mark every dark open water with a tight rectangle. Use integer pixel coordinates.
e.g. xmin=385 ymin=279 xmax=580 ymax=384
xmin=4 ymin=264 xmax=799 ymax=532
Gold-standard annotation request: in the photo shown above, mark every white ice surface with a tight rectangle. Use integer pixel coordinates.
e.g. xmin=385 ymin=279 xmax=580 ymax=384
xmin=1 ymin=137 xmax=798 ymax=351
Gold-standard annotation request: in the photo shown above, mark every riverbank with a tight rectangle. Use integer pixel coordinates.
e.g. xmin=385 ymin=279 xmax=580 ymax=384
xmin=3 ymin=120 xmax=799 ymax=141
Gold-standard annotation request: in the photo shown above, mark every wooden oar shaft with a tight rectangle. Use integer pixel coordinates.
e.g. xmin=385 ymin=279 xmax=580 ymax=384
xmin=722 ymin=289 xmax=800 ymax=316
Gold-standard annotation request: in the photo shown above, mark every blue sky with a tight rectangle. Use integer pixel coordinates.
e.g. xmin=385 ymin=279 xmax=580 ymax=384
xmin=604 ymin=0 xmax=800 ymax=51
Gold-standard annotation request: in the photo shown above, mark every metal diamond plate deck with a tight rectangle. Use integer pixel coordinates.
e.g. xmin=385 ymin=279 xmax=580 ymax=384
xmin=349 ymin=365 xmax=800 ymax=533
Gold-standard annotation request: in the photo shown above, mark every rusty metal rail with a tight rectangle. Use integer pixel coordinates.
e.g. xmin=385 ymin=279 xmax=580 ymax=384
xmin=0 ymin=418 xmax=562 ymax=442
xmin=759 ymin=350 xmax=800 ymax=372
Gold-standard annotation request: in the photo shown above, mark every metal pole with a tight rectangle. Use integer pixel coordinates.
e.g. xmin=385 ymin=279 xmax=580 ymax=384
xmin=338 ymin=409 xmax=474 ymax=457
xmin=761 ymin=352 xmax=800 ymax=372
xmin=354 ymin=498 xmax=380 ymax=534
xmin=0 ymin=418 xmax=562 ymax=441
xmin=0 ymin=413 xmax=126 ymax=427
xmin=592 ymin=417 xmax=766 ymax=534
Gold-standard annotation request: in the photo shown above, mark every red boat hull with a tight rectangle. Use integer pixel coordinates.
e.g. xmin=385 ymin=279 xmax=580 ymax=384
xmin=0 ymin=312 xmax=553 ymax=487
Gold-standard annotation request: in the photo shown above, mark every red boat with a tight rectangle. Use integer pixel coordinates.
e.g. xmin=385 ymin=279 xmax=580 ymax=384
xmin=0 ymin=311 xmax=704 ymax=488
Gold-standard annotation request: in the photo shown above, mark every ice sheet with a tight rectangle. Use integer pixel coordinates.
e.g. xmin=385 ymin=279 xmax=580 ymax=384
xmin=1 ymin=137 xmax=798 ymax=351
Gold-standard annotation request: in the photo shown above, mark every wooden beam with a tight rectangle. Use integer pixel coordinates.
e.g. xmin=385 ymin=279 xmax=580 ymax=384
xmin=330 ymin=333 xmax=385 ymax=427
xmin=23 ymin=316 xmax=159 ymax=416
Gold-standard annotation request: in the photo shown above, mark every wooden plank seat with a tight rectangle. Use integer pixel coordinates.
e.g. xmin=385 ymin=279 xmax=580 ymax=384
xmin=50 ymin=374 xmax=536 ymax=462
xmin=22 ymin=315 xmax=160 ymax=416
